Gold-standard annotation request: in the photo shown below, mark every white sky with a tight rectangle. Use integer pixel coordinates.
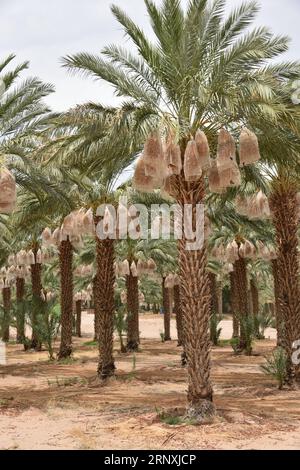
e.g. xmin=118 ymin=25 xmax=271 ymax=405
xmin=1 ymin=0 xmax=299 ymax=112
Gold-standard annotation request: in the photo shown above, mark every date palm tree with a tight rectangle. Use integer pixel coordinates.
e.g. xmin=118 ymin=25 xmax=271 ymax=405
xmin=9 ymin=159 xmax=75 ymax=353
xmin=0 ymin=55 xmax=55 ymax=346
xmin=38 ymin=108 xmax=138 ymax=376
xmin=269 ymin=168 xmax=300 ymax=382
xmin=62 ymin=0 xmax=300 ymax=420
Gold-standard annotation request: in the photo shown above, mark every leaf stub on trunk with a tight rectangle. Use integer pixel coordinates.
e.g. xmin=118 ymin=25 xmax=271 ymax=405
xmin=16 ymin=277 xmax=25 ymax=344
xmin=234 ymin=256 xmax=249 ymax=352
xmin=270 ymin=184 xmax=300 ymax=383
xmin=30 ymin=246 xmax=43 ymax=351
xmin=126 ymin=271 xmax=140 ymax=352
xmin=75 ymin=300 xmax=82 ymax=338
xmin=174 ymin=173 xmax=215 ymax=420
xmin=58 ymin=238 xmax=74 ymax=360
xmin=95 ymin=237 xmax=116 ymax=380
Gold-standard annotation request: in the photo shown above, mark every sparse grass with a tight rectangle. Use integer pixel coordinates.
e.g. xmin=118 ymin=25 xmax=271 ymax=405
xmin=84 ymin=340 xmax=98 ymax=347
xmin=160 ymin=414 xmax=182 ymax=425
xmin=57 ymin=357 xmax=77 ymax=365
xmin=261 ymin=347 xmax=288 ymax=389
xmin=156 ymin=408 xmax=198 ymax=426
xmin=47 ymin=376 xmax=87 ymax=387
xmin=218 ymin=339 xmax=233 ymax=347
xmin=0 ymin=398 xmax=13 ymax=407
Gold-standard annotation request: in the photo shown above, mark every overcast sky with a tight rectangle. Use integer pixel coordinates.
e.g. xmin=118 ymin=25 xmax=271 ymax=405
xmin=1 ymin=0 xmax=299 ymax=111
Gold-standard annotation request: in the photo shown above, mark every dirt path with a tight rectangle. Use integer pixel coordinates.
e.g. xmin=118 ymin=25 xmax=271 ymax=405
xmin=0 ymin=314 xmax=299 ymax=450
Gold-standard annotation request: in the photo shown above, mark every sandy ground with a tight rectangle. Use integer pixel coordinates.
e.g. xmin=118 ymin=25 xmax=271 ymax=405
xmin=0 ymin=313 xmax=299 ymax=450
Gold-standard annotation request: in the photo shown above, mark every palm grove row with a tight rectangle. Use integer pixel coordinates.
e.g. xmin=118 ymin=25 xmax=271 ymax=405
xmin=0 ymin=0 xmax=299 ymax=423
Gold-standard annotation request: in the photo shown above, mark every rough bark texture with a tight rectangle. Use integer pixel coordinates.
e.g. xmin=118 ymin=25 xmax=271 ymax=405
xmin=16 ymin=277 xmax=25 ymax=343
xmin=250 ymin=278 xmax=259 ymax=336
xmin=95 ymin=237 xmax=116 ymax=379
xmin=272 ymin=259 xmax=283 ymax=347
xmin=75 ymin=300 xmax=82 ymax=338
xmin=174 ymin=284 xmax=183 ymax=346
xmin=126 ymin=272 xmax=139 ymax=352
xmin=1 ymin=287 xmax=11 ymax=342
xmin=58 ymin=238 xmax=73 ymax=359
xmin=217 ymin=282 xmax=223 ymax=316
xmin=169 ymin=170 xmax=215 ymax=421
xmin=270 ymin=183 xmax=300 ymax=382
xmin=234 ymin=256 xmax=249 ymax=352
xmin=162 ymin=277 xmax=171 ymax=341
xmin=93 ymin=276 xmax=100 ymax=341
xmin=30 ymin=247 xmax=42 ymax=351
xmin=230 ymin=270 xmax=239 ymax=339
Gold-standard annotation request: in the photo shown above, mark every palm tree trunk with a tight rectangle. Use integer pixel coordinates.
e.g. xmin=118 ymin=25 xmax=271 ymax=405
xmin=93 ymin=276 xmax=100 ymax=341
xmin=58 ymin=238 xmax=73 ymax=359
xmin=173 ymin=173 xmax=215 ymax=421
xmin=75 ymin=299 xmax=82 ymax=338
xmin=162 ymin=277 xmax=171 ymax=341
xmin=126 ymin=272 xmax=139 ymax=352
xmin=174 ymin=284 xmax=183 ymax=346
xmin=16 ymin=277 xmax=25 ymax=343
xmin=229 ymin=271 xmax=239 ymax=339
xmin=95 ymin=237 xmax=116 ymax=379
xmin=209 ymin=272 xmax=218 ymax=315
xmin=217 ymin=282 xmax=223 ymax=316
xmin=270 ymin=183 xmax=300 ymax=382
xmin=30 ymin=248 xmax=42 ymax=351
xmin=272 ymin=259 xmax=283 ymax=347
xmin=250 ymin=279 xmax=259 ymax=337
xmin=234 ymin=256 xmax=249 ymax=352
xmin=1 ymin=287 xmax=11 ymax=342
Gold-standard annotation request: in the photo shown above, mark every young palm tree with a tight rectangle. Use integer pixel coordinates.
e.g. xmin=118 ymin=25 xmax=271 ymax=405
xmin=62 ymin=0 xmax=300 ymax=418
